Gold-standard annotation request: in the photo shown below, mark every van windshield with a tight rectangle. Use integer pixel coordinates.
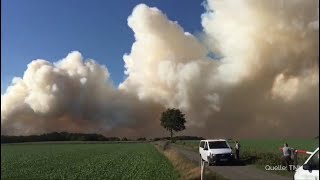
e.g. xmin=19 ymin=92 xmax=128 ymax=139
xmin=307 ymin=150 xmax=319 ymax=170
xmin=209 ymin=141 xmax=229 ymax=149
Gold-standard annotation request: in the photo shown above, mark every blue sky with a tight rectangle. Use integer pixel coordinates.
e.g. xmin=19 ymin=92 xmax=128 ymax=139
xmin=1 ymin=0 xmax=205 ymax=93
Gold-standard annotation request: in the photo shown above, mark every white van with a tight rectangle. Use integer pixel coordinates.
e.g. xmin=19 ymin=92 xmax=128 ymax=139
xmin=199 ymin=139 xmax=234 ymax=165
xmin=294 ymin=147 xmax=319 ymax=180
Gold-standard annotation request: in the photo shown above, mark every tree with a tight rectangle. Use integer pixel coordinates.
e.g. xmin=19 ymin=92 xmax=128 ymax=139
xmin=160 ymin=108 xmax=186 ymax=142
xmin=137 ymin=137 xmax=146 ymax=141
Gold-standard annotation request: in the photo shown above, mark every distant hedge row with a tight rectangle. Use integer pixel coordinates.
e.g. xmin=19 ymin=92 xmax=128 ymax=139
xmin=153 ymin=136 xmax=204 ymax=141
xmin=1 ymin=132 xmax=204 ymax=143
xmin=1 ymin=132 xmax=120 ymax=143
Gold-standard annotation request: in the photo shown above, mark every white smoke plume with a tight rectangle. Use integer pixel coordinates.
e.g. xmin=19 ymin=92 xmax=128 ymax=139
xmin=1 ymin=52 xmax=165 ymax=137
xmin=1 ymin=0 xmax=319 ymax=138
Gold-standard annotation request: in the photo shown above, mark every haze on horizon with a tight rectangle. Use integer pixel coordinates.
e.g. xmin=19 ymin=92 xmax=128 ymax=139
xmin=1 ymin=0 xmax=319 ymax=138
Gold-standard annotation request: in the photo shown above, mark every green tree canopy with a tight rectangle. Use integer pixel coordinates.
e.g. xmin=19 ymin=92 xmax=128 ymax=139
xmin=160 ymin=108 xmax=186 ymax=141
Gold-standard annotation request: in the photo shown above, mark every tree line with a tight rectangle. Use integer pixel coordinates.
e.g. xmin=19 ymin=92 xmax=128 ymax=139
xmin=1 ymin=132 xmax=119 ymax=143
xmin=1 ymin=132 xmax=203 ymax=144
xmin=1 ymin=108 xmax=196 ymax=143
xmin=152 ymin=136 xmax=204 ymax=141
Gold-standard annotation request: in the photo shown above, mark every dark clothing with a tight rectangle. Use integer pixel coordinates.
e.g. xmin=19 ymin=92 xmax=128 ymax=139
xmin=235 ymin=143 xmax=240 ymax=159
xmin=284 ymin=156 xmax=293 ymax=171
xmin=236 ymin=149 xmax=240 ymax=160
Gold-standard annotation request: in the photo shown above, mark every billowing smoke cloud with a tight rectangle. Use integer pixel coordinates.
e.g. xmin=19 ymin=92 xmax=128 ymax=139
xmin=1 ymin=52 xmax=165 ymax=137
xmin=1 ymin=0 xmax=319 ymax=138
xmin=200 ymin=0 xmax=319 ymax=138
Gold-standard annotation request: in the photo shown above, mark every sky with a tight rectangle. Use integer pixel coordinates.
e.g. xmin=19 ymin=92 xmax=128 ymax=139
xmin=1 ymin=0 xmax=205 ymax=94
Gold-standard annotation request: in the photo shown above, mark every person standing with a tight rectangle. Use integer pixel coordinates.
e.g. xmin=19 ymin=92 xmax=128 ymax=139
xmin=282 ymin=143 xmax=294 ymax=171
xmin=235 ymin=141 xmax=241 ymax=160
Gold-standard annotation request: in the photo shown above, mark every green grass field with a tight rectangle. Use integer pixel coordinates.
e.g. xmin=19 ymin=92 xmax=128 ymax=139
xmin=1 ymin=143 xmax=179 ymax=180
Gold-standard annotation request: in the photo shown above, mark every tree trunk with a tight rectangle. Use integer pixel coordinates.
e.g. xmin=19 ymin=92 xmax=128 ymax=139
xmin=170 ymin=129 xmax=173 ymax=142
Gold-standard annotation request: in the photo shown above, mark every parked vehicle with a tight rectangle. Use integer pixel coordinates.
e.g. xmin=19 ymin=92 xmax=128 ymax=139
xmin=294 ymin=147 xmax=319 ymax=180
xmin=199 ymin=139 xmax=234 ymax=165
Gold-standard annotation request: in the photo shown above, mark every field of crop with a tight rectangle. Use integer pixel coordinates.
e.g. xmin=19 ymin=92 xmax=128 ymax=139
xmin=1 ymin=143 xmax=179 ymax=180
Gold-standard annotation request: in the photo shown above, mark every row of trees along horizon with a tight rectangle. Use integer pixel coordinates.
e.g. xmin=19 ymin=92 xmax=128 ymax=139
xmin=2 ymin=108 xmax=191 ymax=143
xmin=1 ymin=132 xmax=203 ymax=143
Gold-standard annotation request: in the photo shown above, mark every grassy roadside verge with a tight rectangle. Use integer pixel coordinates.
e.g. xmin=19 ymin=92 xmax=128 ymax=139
xmin=153 ymin=141 xmax=228 ymax=180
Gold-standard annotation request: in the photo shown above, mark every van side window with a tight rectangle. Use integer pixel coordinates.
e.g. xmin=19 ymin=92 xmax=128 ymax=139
xmin=307 ymin=151 xmax=319 ymax=170
xmin=200 ymin=141 xmax=205 ymax=148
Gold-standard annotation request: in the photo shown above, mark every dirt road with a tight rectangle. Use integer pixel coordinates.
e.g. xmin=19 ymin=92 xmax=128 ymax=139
xmin=171 ymin=144 xmax=292 ymax=180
